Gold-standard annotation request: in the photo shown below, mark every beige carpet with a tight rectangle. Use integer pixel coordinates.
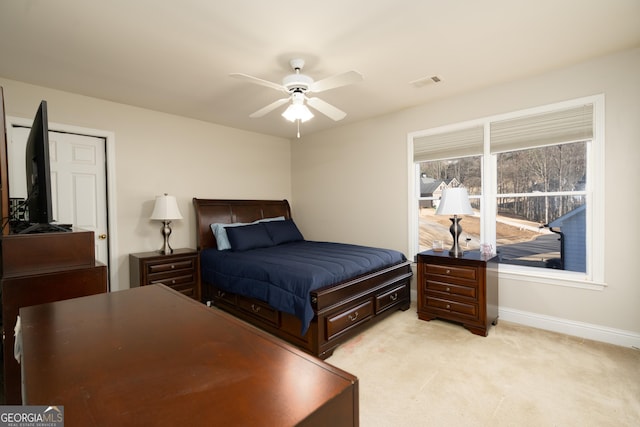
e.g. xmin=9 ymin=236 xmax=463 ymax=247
xmin=327 ymin=304 xmax=640 ymax=427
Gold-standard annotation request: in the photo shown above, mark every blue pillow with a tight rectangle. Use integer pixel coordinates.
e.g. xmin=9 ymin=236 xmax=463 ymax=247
xmin=210 ymin=216 xmax=285 ymax=250
xmin=226 ymin=223 xmax=274 ymax=251
xmin=210 ymin=222 xmax=248 ymax=250
xmin=263 ymin=219 xmax=304 ymax=245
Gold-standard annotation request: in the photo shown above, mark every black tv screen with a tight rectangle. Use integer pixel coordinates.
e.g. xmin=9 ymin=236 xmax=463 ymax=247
xmin=22 ymin=101 xmax=55 ymax=231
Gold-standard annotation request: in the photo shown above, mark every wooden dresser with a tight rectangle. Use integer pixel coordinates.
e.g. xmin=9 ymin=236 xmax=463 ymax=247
xmin=417 ymin=250 xmax=498 ymax=336
xmin=129 ymin=248 xmax=200 ymax=301
xmin=20 ymin=285 xmax=359 ymax=426
xmin=0 ymin=230 xmax=107 ymax=403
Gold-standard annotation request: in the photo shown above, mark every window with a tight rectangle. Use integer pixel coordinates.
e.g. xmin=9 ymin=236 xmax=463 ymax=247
xmin=409 ymin=96 xmax=604 ymax=286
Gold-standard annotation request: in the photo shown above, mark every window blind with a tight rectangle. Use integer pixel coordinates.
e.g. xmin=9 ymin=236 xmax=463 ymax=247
xmin=413 ymin=125 xmax=484 ymax=162
xmin=490 ymin=103 xmax=593 ymax=154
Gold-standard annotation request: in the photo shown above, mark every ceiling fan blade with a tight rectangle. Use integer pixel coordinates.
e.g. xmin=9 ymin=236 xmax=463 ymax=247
xmin=306 ymin=97 xmax=347 ymax=121
xmin=309 ymin=70 xmax=363 ymax=93
xmin=249 ymin=98 xmax=290 ymax=118
xmin=229 ymin=73 xmax=287 ymax=92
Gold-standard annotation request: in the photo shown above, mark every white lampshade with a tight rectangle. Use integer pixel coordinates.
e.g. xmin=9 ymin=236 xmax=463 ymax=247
xmin=435 ymin=187 xmax=474 ymax=216
xmin=150 ymin=194 xmax=183 ymax=221
xmin=282 ymin=92 xmax=314 ymax=123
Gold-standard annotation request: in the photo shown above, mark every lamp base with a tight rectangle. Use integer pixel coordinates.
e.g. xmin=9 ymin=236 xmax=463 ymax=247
xmin=159 ymin=220 xmax=174 ymax=255
xmin=449 ymin=216 xmax=464 ymax=258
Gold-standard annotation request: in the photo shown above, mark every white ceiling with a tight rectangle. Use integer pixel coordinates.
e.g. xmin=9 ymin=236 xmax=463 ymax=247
xmin=1 ymin=0 xmax=639 ymax=139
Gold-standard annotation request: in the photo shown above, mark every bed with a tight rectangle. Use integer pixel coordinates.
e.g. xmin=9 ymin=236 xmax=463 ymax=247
xmin=193 ymin=198 xmax=412 ymax=359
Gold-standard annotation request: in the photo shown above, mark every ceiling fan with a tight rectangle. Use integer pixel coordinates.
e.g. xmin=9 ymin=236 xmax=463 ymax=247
xmin=230 ymin=59 xmax=363 ymax=129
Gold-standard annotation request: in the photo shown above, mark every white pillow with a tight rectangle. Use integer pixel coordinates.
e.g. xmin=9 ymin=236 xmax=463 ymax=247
xmin=210 ymin=216 xmax=285 ymax=250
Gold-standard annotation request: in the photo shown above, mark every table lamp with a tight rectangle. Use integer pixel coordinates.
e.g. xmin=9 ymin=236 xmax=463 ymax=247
xmin=435 ymin=187 xmax=474 ymax=257
xmin=150 ymin=193 xmax=183 ymax=254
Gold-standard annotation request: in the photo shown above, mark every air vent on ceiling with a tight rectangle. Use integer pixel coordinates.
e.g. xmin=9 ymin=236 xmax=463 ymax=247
xmin=409 ymin=75 xmax=442 ymax=88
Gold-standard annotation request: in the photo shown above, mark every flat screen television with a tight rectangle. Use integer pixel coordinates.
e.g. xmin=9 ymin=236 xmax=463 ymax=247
xmin=17 ymin=100 xmax=69 ymax=234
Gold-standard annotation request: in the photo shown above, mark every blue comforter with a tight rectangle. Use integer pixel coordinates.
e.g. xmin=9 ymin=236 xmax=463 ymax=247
xmin=200 ymin=241 xmax=407 ymax=334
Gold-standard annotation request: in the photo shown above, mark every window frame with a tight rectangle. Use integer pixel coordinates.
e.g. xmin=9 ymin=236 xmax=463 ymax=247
xmin=408 ymin=95 xmax=605 ymax=290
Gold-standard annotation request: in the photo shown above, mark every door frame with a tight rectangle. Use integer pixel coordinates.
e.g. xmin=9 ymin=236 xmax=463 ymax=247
xmin=6 ymin=115 xmax=119 ymax=291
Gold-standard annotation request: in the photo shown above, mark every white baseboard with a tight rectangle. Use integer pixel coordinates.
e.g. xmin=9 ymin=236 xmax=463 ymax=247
xmin=499 ymin=306 xmax=640 ymax=349
xmin=409 ymin=290 xmax=639 ymax=349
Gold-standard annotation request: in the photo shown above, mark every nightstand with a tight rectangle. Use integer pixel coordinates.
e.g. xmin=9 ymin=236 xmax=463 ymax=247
xmin=417 ymin=250 xmax=498 ymax=336
xmin=129 ymin=248 xmax=200 ymax=301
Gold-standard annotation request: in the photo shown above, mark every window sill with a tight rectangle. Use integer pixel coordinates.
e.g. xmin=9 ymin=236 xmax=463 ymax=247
xmin=498 ymin=264 xmax=607 ymax=291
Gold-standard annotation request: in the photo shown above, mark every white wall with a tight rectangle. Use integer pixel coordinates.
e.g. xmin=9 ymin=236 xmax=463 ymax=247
xmin=0 ymin=78 xmax=292 ymax=291
xmin=292 ymin=48 xmax=640 ymax=342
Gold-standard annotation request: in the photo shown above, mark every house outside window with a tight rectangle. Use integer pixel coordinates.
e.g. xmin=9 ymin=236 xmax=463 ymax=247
xmin=409 ymin=95 xmax=604 ymax=287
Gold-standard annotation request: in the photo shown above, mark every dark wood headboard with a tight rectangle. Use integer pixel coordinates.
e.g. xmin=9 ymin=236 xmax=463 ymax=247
xmin=192 ymin=199 xmax=292 ymax=251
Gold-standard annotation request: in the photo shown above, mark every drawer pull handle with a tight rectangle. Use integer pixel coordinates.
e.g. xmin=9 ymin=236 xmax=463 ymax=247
xmin=446 ymin=304 xmax=451 ymax=309
xmin=446 ymin=287 xmax=451 ymax=292
xmin=171 ymin=264 xmax=176 ymax=269
xmin=216 ymin=291 xmax=226 ymax=298
xmin=251 ymin=304 xmax=261 ymax=313
xmin=446 ymin=269 xmax=451 ymax=274
xmin=390 ymin=293 xmax=398 ymax=301
xmin=171 ymin=279 xmax=176 ymax=284
xmin=348 ymin=311 xmax=359 ymax=322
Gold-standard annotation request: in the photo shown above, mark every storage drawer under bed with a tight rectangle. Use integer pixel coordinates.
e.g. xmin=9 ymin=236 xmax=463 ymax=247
xmin=375 ymin=283 xmax=409 ymax=314
xmin=236 ymin=295 xmax=280 ymax=326
xmin=325 ymin=300 xmax=373 ymax=341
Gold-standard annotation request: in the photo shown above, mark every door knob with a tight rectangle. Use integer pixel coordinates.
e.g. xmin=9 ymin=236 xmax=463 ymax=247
xmin=98 ymin=234 xmax=107 ymax=240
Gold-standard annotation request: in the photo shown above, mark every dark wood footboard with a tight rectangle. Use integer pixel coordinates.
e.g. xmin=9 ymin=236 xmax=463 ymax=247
xmin=204 ymin=261 xmax=412 ymax=359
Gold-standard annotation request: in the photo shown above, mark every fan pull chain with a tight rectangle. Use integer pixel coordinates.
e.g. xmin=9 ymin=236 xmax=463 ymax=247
xmin=297 ymin=120 xmax=301 ymax=138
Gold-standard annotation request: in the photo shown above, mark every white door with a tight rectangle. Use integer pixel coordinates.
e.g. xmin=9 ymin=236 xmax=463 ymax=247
xmin=9 ymin=127 xmax=110 ymax=268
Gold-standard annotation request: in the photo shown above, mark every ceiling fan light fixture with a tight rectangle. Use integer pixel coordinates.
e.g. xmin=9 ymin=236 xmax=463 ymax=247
xmin=282 ymin=92 xmax=314 ymax=122
xmin=282 ymin=103 xmax=314 ymax=122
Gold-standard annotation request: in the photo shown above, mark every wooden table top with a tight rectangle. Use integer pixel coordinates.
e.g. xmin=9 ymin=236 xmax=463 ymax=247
xmin=20 ymin=285 xmax=358 ymax=426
